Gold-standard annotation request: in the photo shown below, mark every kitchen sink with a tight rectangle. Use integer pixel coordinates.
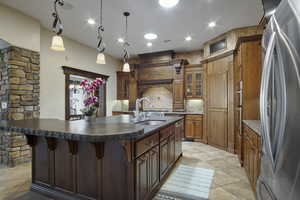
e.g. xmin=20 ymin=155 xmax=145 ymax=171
xmin=135 ymin=120 xmax=166 ymax=126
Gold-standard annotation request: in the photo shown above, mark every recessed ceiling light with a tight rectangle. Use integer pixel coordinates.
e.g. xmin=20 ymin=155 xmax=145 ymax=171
xmin=208 ymin=21 xmax=216 ymax=28
xmin=159 ymin=0 xmax=180 ymax=8
xmin=118 ymin=38 xmax=124 ymax=43
xmin=144 ymin=33 xmax=158 ymax=40
xmin=147 ymin=42 xmax=153 ymax=47
xmin=87 ymin=18 xmax=96 ymax=25
xmin=185 ymin=36 xmax=192 ymax=41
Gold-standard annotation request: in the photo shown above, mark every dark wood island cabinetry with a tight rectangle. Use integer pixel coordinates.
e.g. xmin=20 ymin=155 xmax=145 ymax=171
xmin=0 ymin=116 xmax=183 ymax=200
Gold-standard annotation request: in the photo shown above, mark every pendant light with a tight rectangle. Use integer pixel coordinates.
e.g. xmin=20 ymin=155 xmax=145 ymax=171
xmin=122 ymin=12 xmax=130 ymax=72
xmin=51 ymin=0 xmax=65 ymax=51
xmin=96 ymin=0 xmax=106 ymax=64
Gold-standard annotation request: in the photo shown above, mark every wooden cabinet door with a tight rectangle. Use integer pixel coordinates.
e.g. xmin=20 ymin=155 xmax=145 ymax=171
xmin=117 ymin=72 xmax=129 ymax=100
xmin=243 ymin=136 xmax=250 ymax=180
xmin=117 ymin=75 xmax=123 ymax=100
xmin=185 ymin=72 xmax=193 ymax=98
xmin=168 ymin=135 xmax=175 ymax=166
xmin=123 ymin=79 xmax=129 ymax=99
xmin=160 ymin=139 xmax=169 ymax=179
xmin=236 ymin=133 xmax=242 ymax=165
xmin=185 ymin=119 xmax=194 ymax=138
xmin=193 ymin=119 xmax=203 ymax=140
xmin=185 ymin=66 xmax=203 ymax=98
xmin=207 ymin=109 xmax=228 ymax=149
xmin=135 ymin=153 xmax=149 ymax=200
xmin=194 ymin=71 xmax=203 ymax=98
xmin=149 ymin=146 xmax=159 ymax=191
xmin=207 ymin=57 xmax=229 ymax=150
xmin=173 ymin=79 xmax=184 ymax=110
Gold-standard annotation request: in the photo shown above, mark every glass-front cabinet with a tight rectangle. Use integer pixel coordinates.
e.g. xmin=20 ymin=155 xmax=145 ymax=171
xmin=185 ymin=65 xmax=203 ymax=99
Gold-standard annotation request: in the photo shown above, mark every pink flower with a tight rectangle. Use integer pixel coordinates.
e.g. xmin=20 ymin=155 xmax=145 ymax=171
xmin=84 ymin=96 xmax=98 ymax=106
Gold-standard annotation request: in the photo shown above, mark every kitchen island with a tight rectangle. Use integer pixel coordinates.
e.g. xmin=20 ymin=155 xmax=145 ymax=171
xmin=0 ymin=115 xmax=184 ymax=200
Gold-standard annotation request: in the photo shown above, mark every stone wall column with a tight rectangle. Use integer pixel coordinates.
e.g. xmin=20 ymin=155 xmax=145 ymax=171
xmin=0 ymin=46 xmax=40 ymax=167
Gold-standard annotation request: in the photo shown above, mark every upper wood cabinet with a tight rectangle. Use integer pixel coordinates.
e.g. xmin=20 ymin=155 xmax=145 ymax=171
xmin=172 ymin=59 xmax=188 ymax=111
xmin=185 ymin=65 xmax=204 ymax=99
xmin=117 ymin=72 xmax=130 ymax=100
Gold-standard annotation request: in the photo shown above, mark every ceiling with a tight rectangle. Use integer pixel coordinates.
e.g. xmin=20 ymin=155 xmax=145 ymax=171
xmin=0 ymin=0 xmax=264 ymax=58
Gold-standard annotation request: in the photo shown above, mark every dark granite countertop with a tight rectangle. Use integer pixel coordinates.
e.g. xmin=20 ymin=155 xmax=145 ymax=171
xmin=112 ymin=110 xmax=204 ymax=115
xmin=243 ymin=120 xmax=261 ymax=136
xmin=0 ymin=115 xmax=183 ymax=142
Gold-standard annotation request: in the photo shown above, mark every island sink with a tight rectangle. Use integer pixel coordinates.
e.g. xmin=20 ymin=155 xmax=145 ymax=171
xmin=0 ymin=115 xmax=184 ymax=200
xmin=135 ymin=119 xmax=166 ymax=126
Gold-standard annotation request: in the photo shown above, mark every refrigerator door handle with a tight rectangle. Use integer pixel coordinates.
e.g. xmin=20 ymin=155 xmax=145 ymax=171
xmin=260 ymin=32 xmax=276 ymax=168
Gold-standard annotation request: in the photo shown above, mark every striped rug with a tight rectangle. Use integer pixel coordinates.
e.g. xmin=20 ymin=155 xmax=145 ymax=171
xmin=154 ymin=165 xmax=214 ymax=200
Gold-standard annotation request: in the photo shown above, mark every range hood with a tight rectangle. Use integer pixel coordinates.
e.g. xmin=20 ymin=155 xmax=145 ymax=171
xmin=262 ymin=0 xmax=281 ymax=18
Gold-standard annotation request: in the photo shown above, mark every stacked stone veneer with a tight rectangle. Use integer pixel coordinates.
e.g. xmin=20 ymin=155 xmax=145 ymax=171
xmin=0 ymin=46 xmax=40 ymax=167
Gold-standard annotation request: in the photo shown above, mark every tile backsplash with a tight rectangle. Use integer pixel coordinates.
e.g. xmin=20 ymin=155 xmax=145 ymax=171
xmin=112 ymin=100 xmax=129 ymax=111
xmin=112 ymin=94 xmax=204 ymax=113
xmin=142 ymin=87 xmax=173 ymax=111
xmin=185 ymin=99 xmax=204 ymax=113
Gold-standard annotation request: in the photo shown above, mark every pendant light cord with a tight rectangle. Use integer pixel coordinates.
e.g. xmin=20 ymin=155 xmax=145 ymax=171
xmin=123 ymin=12 xmax=130 ymax=63
xmin=52 ymin=0 xmax=64 ymax=35
xmin=97 ymin=0 xmax=105 ymax=53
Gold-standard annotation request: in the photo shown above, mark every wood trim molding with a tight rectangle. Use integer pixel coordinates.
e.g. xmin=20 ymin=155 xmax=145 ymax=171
xmin=120 ymin=140 xmax=134 ymax=163
xmin=138 ymin=62 xmax=173 ymax=68
xmin=25 ymin=135 xmax=37 ymax=147
xmin=46 ymin=138 xmax=57 ymax=151
xmin=63 ymin=66 xmax=108 ymax=120
xmin=67 ymin=140 xmax=78 ymax=155
xmin=92 ymin=142 xmax=105 ymax=159
xmin=201 ymin=50 xmax=235 ymax=64
xmin=235 ymin=35 xmax=263 ymax=50
xmin=138 ymin=79 xmax=173 ymax=85
xmin=62 ymin=66 xmax=109 ymax=80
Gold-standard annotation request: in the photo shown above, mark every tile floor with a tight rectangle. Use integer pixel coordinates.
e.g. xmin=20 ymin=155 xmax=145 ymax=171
xmin=0 ymin=142 xmax=255 ymax=200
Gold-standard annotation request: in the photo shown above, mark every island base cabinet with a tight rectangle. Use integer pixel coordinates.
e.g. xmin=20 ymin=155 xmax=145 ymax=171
xmin=31 ymin=139 xmax=135 ymax=200
xmin=135 ymin=146 xmax=160 ymax=200
xmin=26 ymin=120 xmax=183 ymax=200
xmin=136 ymin=153 xmax=150 ymax=200
xmin=149 ymin=146 xmax=160 ymax=191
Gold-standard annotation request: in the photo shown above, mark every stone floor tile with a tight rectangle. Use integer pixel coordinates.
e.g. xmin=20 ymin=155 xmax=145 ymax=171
xmin=212 ymin=169 xmax=241 ymax=186
xmin=222 ymin=180 xmax=256 ymax=200
xmin=209 ymin=187 xmax=244 ymax=200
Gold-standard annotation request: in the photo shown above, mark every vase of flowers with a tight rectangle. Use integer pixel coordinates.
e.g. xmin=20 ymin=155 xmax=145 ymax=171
xmin=80 ymin=78 xmax=105 ymax=120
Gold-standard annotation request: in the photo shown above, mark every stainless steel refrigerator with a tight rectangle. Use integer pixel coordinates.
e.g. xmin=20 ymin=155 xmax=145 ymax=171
xmin=257 ymin=0 xmax=300 ymax=199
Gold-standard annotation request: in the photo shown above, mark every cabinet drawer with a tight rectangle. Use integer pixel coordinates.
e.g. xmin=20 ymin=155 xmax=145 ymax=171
xmin=165 ymin=114 xmax=183 ymax=118
xmin=244 ymin=125 xmax=260 ymax=148
xmin=160 ymin=127 xmax=171 ymax=142
xmin=135 ymin=133 xmax=159 ymax=158
xmin=185 ymin=114 xmax=203 ymax=121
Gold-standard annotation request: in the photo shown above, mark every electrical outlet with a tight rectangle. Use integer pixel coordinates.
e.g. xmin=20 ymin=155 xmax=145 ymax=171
xmin=1 ymin=102 xmax=7 ymax=109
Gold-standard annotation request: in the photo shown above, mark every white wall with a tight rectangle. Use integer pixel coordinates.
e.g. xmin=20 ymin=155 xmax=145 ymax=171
xmin=0 ymin=3 xmax=122 ymax=119
xmin=40 ymin=28 xmax=121 ymax=119
xmin=0 ymin=4 xmax=40 ymax=52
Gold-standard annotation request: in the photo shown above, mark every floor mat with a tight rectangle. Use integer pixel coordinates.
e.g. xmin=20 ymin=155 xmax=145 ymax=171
xmin=154 ymin=165 xmax=214 ymax=200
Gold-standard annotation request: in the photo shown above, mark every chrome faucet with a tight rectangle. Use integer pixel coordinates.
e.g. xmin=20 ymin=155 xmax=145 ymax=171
xmin=134 ymin=97 xmax=152 ymax=121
